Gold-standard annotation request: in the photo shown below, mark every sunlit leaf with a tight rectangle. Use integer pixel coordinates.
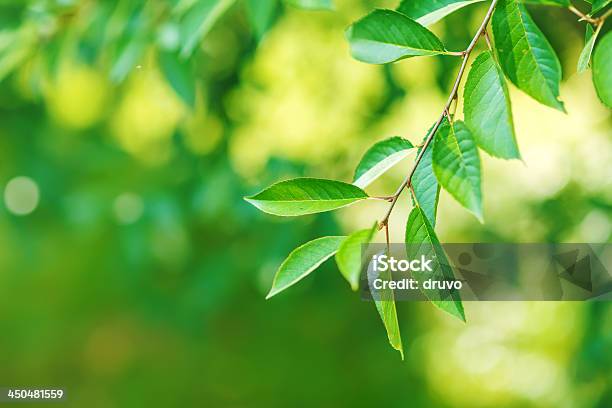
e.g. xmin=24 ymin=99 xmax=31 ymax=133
xmin=405 ymin=206 xmax=466 ymax=321
xmin=492 ymin=0 xmax=565 ymax=112
xmin=577 ymin=24 xmax=597 ymax=73
xmin=412 ymin=126 xmax=441 ymax=227
xmin=464 ymin=51 xmax=520 ymax=159
xmin=591 ymin=0 xmax=611 ymax=14
xmin=335 ymin=224 xmax=377 ymax=291
xmin=245 ymin=178 xmax=369 ymax=216
xmin=522 ymin=0 xmax=570 ymax=6
xmin=179 ymin=0 xmax=236 ymax=57
xmin=592 ymin=31 xmax=612 ymax=108
xmin=267 ymin=236 xmax=345 ymax=299
xmin=353 ymin=136 xmax=415 ymax=189
xmin=433 ymin=121 xmax=483 ymax=220
xmin=284 ymin=0 xmax=333 ymax=10
xmin=397 ymin=0 xmax=485 ymax=26
xmin=366 ymin=251 xmax=404 ymax=358
xmin=346 ymin=9 xmax=449 ymax=64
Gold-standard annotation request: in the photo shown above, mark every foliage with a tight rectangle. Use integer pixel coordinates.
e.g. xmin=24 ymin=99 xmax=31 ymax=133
xmin=244 ymin=0 xmax=612 ymax=356
xmin=1 ymin=0 xmax=610 ymax=363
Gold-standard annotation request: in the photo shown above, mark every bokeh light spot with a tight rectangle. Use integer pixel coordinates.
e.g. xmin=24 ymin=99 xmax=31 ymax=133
xmin=113 ymin=193 xmax=144 ymax=225
xmin=4 ymin=176 xmax=40 ymax=216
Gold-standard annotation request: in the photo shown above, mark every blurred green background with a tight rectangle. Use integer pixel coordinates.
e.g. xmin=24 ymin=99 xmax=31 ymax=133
xmin=0 ymin=0 xmax=611 ymax=407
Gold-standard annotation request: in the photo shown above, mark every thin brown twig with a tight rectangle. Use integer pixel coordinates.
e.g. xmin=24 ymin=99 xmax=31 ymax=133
xmin=384 ymin=223 xmax=390 ymax=253
xmin=483 ymin=29 xmax=493 ymax=50
xmin=379 ymin=0 xmax=500 ymax=228
xmin=568 ymin=5 xmax=599 ymax=24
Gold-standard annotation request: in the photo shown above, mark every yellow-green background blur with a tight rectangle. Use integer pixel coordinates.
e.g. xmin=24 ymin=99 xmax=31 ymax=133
xmin=0 ymin=0 xmax=611 ymax=407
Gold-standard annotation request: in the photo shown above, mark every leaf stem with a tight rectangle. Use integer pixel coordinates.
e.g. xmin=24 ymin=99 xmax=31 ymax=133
xmin=379 ymin=0 xmax=499 ymax=227
xmin=568 ymin=5 xmax=600 ymax=25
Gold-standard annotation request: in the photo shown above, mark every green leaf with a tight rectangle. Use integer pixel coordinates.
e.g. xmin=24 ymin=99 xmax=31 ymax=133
xmin=346 ymin=9 xmax=449 ymax=64
xmin=592 ymin=0 xmax=611 ymax=14
xmin=397 ymin=0 xmax=485 ymax=26
xmin=412 ymin=127 xmax=441 ymax=227
xmin=464 ymin=51 xmax=520 ymax=159
xmin=284 ymin=0 xmax=333 ymax=10
xmin=0 ymin=27 xmax=35 ymax=82
xmin=107 ymin=5 xmax=150 ymax=83
xmin=592 ymin=31 xmax=612 ymax=108
xmin=353 ymin=137 xmax=415 ymax=189
xmin=158 ymin=50 xmax=196 ymax=108
xmin=405 ymin=206 xmax=466 ymax=321
xmin=433 ymin=121 xmax=483 ymax=220
xmin=367 ymin=250 xmax=404 ymax=358
xmin=335 ymin=224 xmax=377 ymax=291
xmin=245 ymin=0 xmax=277 ymax=39
xmin=577 ymin=24 xmax=598 ymax=74
xmin=492 ymin=0 xmax=565 ymax=112
xmin=522 ymin=0 xmax=570 ymax=6
xmin=267 ymin=236 xmax=345 ymax=299
xmin=245 ymin=178 xmax=369 ymax=217
xmin=179 ymin=0 xmax=236 ymax=58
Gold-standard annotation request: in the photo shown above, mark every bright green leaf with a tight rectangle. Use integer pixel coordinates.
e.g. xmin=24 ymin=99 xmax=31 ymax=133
xmin=522 ymin=0 xmax=570 ymax=6
xmin=245 ymin=178 xmax=369 ymax=217
xmin=405 ymin=206 xmax=466 ymax=321
xmin=592 ymin=31 xmax=612 ymax=108
xmin=592 ymin=0 xmax=611 ymax=14
xmin=397 ymin=0 xmax=485 ymax=26
xmin=433 ymin=121 xmax=483 ymax=220
xmin=284 ymin=0 xmax=333 ymax=10
xmin=492 ymin=0 xmax=565 ymax=112
xmin=367 ymin=251 xmax=404 ymax=357
xmin=577 ymin=24 xmax=598 ymax=73
xmin=464 ymin=51 xmax=520 ymax=159
xmin=267 ymin=236 xmax=345 ymax=299
xmin=335 ymin=224 xmax=377 ymax=291
xmin=346 ymin=9 xmax=449 ymax=64
xmin=179 ymin=0 xmax=236 ymax=57
xmin=353 ymin=137 xmax=414 ymax=189
xmin=412 ymin=126 xmax=441 ymax=227
xmin=158 ymin=50 xmax=196 ymax=108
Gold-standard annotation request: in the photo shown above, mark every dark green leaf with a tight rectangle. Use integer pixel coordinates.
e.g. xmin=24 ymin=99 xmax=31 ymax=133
xmin=353 ymin=136 xmax=414 ymax=188
xmin=433 ymin=121 xmax=483 ymax=220
xmin=577 ymin=24 xmax=598 ymax=73
xmin=245 ymin=178 xmax=369 ymax=216
xmin=335 ymin=224 xmax=377 ymax=290
xmin=267 ymin=236 xmax=345 ymax=299
xmin=284 ymin=0 xmax=333 ymax=10
xmin=405 ymin=206 xmax=466 ymax=321
xmin=158 ymin=50 xmax=196 ymax=107
xmin=492 ymin=0 xmax=565 ymax=111
xmin=397 ymin=0 xmax=485 ymax=26
xmin=346 ymin=9 xmax=449 ymax=64
xmin=592 ymin=31 xmax=612 ymax=108
xmin=412 ymin=127 xmax=441 ymax=227
xmin=464 ymin=51 xmax=520 ymax=159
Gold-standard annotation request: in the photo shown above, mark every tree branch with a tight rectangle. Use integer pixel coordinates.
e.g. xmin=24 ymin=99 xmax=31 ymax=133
xmin=379 ymin=0 xmax=499 ymax=228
